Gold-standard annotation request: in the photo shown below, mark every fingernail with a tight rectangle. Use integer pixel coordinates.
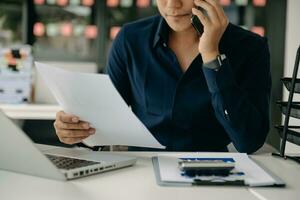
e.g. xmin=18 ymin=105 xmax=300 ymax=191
xmin=89 ymin=129 xmax=95 ymax=134
xmin=72 ymin=117 xmax=78 ymax=122
xmin=83 ymin=123 xmax=90 ymax=129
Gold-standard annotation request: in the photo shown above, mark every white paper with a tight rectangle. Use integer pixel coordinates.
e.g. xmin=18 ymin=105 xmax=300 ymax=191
xmin=157 ymin=153 xmax=276 ymax=186
xmin=35 ymin=62 xmax=164 ymax=149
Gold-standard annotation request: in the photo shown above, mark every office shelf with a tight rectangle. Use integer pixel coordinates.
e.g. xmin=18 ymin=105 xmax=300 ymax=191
xmin=275 ymin=125 xmax=300 ymax=146
xmin=282 ymin=78 xmax=300 ymax=93
xmin=277 ymin=101 xmax=300 ymax=119
xmin=272 ymin=46 xmax=300 ymax=162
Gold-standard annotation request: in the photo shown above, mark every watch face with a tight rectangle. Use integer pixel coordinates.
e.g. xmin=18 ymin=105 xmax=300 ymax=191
xmin=220 ymin=54 xmax=226 ymax=61
xmin=217 ymin=54 xmax=227 ymax=66
xmin=217 ymin=55 xmax=222 ymax=66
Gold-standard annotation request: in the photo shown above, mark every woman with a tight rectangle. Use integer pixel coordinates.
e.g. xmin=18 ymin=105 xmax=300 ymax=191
xmin=54 ymin=0 xmax=271 ymax=153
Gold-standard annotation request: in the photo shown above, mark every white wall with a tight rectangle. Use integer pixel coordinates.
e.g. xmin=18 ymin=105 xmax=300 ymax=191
xmin=284 ymin=1 xmax=300 ymax=77
xmin=34 ymin=62 xmax=97 ymax=104
xmin=283 ymin=0 xmax=300 ymax=153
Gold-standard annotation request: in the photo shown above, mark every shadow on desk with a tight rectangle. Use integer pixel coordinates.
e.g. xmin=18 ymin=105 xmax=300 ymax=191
xmin=22 ymin=120 xmax=74 ymax=148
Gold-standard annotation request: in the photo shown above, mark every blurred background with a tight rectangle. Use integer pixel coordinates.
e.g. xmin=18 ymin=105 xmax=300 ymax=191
xmin=0 ymin=0 xmax=299 ymax=153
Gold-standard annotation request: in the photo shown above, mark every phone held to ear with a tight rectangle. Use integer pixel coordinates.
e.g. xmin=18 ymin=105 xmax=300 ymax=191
xmin=191 ymin=6 xmax=206 ymax=35
xmin=191 ymin=15 xmax=203 ymax=35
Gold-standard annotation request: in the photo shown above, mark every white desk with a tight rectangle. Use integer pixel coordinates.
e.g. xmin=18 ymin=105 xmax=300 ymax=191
xmin=0 ymin=104 xmax=61 ymax=120
xmin=248 ymin=154 xmax=300 ymax=200
xmin=0 ymin=146 xmax=299 ymax=200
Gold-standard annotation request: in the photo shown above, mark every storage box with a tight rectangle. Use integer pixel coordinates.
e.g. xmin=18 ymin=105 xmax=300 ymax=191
xmin=0 ymin=45 xmax=33 ymax=104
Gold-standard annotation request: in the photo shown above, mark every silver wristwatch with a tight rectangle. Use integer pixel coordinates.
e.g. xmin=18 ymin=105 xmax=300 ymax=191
xmin=203 ymin=54 xmax=226 ymax=71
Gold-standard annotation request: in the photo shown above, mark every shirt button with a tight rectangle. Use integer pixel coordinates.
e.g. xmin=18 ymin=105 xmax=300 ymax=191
xmin=163 ymin=43 xmax=167 ymax=47
xmin=224 ymin=110 xmax=228 ymax=115
xmin=224 ymin=109 xmax=230 ymax=120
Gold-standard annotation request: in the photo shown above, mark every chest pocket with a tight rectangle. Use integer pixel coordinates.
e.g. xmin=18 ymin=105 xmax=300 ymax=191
xmin=144 ymin=66 xmax=167 ymax=116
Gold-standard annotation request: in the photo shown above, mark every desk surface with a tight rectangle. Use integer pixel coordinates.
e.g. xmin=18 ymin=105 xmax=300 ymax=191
xmin=1 ymin=147 xmax=300 ymax=200
xmin=0 ymin=104 xmax=61 ymax=120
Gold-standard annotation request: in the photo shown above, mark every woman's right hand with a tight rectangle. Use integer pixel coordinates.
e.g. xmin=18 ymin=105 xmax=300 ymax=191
xmin=54 ymin=111 xmax=95 ymax=145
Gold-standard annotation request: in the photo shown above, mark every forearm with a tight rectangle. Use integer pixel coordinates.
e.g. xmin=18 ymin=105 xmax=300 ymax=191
xmin=202 ymin=59 xmax=271 ymax=153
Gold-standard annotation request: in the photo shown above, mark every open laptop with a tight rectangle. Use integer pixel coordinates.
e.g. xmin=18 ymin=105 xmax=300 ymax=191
xmin=0 ymin=110 xmax=137 ymax=181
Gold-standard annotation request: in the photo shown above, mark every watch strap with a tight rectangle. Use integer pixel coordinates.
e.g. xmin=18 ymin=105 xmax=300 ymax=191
xmin=203 ymin=54 xmax=226 ymax=71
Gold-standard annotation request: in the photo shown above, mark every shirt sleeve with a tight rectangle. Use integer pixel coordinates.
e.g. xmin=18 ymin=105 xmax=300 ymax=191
xmin=202 ymin=38 xmax=271 ymax=154
xmin=105 ymin=27 xmax=132 ymax=105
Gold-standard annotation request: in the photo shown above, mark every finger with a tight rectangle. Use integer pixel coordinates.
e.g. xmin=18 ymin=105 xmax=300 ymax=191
xmin=205 ymin=0 xmax=228 ymax=26
xmin=60 ymin=136 xmax=89 ymax=145
xmin=194 ymin=0 xmax=221 ymax=25
xmin=192 ymin=7 xmax=211 ymax=27
xmin=54 ymin=120 xmax=90 ymax=130
xmin=57 ymin=128 xmax=95 ymax=138
xmin=57 ymin=111 xmax=79 ymax=124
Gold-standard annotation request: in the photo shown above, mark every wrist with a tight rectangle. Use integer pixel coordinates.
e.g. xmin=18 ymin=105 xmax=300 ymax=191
xmin=202 ymin=51 xmax=220 ymax=64
xmin=203 ymin=54 xmax=227 ymax=71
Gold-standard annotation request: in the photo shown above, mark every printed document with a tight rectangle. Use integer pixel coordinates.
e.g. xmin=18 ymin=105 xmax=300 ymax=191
xmin=35 ymin=62 xmax=164 ymax=149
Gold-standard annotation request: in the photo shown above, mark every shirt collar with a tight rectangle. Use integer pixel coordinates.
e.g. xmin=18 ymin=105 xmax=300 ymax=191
xmin=153 ymin=17 xmax=233 ymax=52
xmin=153 ymin=16 xmax=170 ymax=48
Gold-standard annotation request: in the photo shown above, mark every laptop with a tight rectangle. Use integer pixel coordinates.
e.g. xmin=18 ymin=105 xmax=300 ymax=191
xmin=0 ymin=110 xmax=137 ymax=181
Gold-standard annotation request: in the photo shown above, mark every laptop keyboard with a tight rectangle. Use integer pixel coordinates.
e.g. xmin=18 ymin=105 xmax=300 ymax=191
xmin=46 ymin=154 xmax=100 ymax=170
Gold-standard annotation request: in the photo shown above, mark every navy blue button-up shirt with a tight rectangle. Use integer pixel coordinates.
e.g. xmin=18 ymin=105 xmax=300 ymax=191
xmin=106 ymin=15 xmax=271 ymax=153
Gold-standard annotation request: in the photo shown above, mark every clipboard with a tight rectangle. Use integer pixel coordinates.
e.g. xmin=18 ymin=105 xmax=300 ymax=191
xmin=152 ymin=156 xmax=285 ymax=187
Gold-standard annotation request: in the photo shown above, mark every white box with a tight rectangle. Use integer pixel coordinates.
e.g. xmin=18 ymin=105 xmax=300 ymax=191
xmin=0 ymin=45 xmax=33 ymax=104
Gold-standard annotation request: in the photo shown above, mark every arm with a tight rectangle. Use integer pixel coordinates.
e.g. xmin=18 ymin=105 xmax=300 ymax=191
xmin=105 ymin=27 xmax=132 ymax=105
xmin=202 ymin=39 xmax=271 ymax=154
xmin=192 ymin=0 xmax=271 ymax=153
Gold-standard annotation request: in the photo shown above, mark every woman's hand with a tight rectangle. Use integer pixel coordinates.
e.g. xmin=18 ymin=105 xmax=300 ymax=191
xmin=54 ymin=111 xmax=95 ymax=145
xmin=192 ymin=0 xmax=229 ymax=63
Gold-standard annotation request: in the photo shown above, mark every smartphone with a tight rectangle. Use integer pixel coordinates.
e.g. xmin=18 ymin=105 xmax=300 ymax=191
xmin=178 ymin=159 xmax=235 ymax=177
xmin=191 ymin=6 xmax=207 ymax=35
